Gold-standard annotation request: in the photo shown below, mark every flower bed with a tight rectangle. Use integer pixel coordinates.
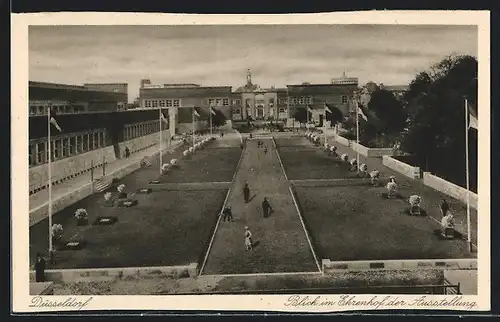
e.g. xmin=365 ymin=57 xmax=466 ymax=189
xmin=92 ymin=216 xmax=118 ymax=226
xmin=115 ymin=199 xmax=138 ymax=208
xmin=60 ymin=239 xmax=87 ymax=251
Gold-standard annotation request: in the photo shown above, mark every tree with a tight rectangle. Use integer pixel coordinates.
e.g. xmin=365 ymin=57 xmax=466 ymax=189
xmin=367 ymin=89 xmax=407 ymax=135
xmin=325 ymin=104 xmax=344 ymax=125
xmin=207 ymin=108 xmax=227 ymax=128
xmin=292 ymin=107 xmax=312 ymax=124
xmin=400 ymin=54 xmax=477 ymax=188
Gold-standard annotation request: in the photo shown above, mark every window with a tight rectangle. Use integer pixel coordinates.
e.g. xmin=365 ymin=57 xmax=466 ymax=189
xmin=166 ymin=100 xmax=172 ymax=107
xmin=54 ymin=140 xmax=62 ymax=159
xmin=152 ymin=100 xmax=158 ymax=108
xmin=306 ymin=96 xmax=313 ymax=104
xmin=145 ymin=100 xmax=152 ymax=108
xmin=216 ymin=99 xmax=222 ymax=106
xmin=160 ymin=100 xmax=166 ymax=107
xmin=94 ymin=132 xmax=100 ymax=148
xmin=37 ymin=142 xmax=45 ymax=163
xmin=233 ymin=109 xmax=240 ymax=114
xmin=269 ymin=98 xmax=275 ymax=107
xmin=76 ymin=135 xmax=82 ymax=153
xmin=279 ymin=108 xmax=285 ymax=113
xmin=173 ymin=99 xmax=180 ymax=107
xmin=208 ymin=98 xmax=215 ymax=106
xmin=62 ymin=138 xmax=69 ymax=157
xmin=29 ymin=107 xmax=36 ymax=115
xmin=38 ymin=106 xmax=45 ymax=114
xmin=70 ymin=136 xmax=76 ymax=154
xmin=291 ymin=97 xmax=298 ymax=105
xmin=100 ymin=132 xmax=105 ymax=146
xmin=223 ymin=98 xmax=229 ymax=106
xmin=341 ymin=95 xmax=348 ymax=104
xmin=83 ymin=134 xmax=89 ymax=151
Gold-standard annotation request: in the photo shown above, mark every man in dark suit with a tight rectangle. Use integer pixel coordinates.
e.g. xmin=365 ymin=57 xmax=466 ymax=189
xmin=243 ymin=183 xmax=250 ymax=203
xmin=221 ymin=206 xmax=233 ymax=222
xmin=262 ymin=197 xmax=273 ymax=218
xmin=35 ymin=252 xmax=46 ymax=282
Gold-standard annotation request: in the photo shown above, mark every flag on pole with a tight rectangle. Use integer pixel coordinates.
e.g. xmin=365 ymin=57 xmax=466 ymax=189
xmin=324 ymin=102 xmax=332 ymax=114
xmin=210 ymin=106 xmax=216 ymax=115
xmin=50 ymin=113 xmax=62 ymax=132
xmin=193 ymin=108 xmax=200 ymax=117
xmin=160 ymin=111 xmax=168 ymax=123
xmin=468 ymin=105 xmax=478 ymax=130
xmin=356 ymin=103 xmax=368 ymax=121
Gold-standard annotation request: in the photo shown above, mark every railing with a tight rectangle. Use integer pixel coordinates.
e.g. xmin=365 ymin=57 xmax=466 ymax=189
xmin=163 ymin=284 xmax=461 ymax=295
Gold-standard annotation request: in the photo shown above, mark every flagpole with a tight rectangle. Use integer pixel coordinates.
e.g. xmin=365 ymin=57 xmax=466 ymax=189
xmin=356 ymin=100 xmax=360 ymax=171
xmin=465 ymin=97 xmax=472 ymax=252
xmin=323 ymin=108 xmax=327 ymax=144
xmin=192 ymin=107 xmax=195 ymax=147
xmin=210 ymin=106 xmax=213 ymax=137
xmin=159 ymin=107 xmax=162 ymax=174
xmin=47 ymin=102 xmax=53 ymax=262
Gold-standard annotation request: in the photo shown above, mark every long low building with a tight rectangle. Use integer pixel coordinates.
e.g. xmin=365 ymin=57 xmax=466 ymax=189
xmin=28 ymin=81 xmax=171 ymax=195
xmin=138 ymin=70 xmax=360 ymax=126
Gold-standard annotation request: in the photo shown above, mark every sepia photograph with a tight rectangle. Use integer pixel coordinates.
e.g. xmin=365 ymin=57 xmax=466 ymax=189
xmin=11 ymin=12 xmax=490 ymax=313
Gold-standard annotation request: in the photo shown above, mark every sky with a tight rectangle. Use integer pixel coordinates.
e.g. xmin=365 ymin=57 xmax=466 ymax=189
xmin=29 ymin=25 xmax=477 ymax=102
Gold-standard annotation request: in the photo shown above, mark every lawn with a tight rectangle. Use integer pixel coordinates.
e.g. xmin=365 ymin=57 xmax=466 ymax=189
xmin=293 ymin=186 xmax=475 ymax=262
xmin=157 ymin=147 xmax=242 ymax=183
xmin=277 ymin=146 xmax=358 ymax=180
xmin=30 ymin=189 xmax=227 ymax=269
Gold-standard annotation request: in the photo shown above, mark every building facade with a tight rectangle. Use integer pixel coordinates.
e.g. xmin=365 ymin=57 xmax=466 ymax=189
xmin=137 ymin=70 xmax=360 ymax=130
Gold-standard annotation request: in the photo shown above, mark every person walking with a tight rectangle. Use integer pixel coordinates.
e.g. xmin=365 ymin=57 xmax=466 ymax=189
xmin=124 ymin=146 xmax=130 ymax=158
xmin=244 ymin=226 xmax=253 ymax=251
xmin=243 ymin=183 xmax=250 ymax=203
xmin=221 ymin=206 xmax=233 ymax=222
xmin=440 ymin=199 xmax=450 ymax=218
xmin=262 ymin=197 xmax=273 ymax=218
xmin=35 ymin=252 xmax=46 ymax=282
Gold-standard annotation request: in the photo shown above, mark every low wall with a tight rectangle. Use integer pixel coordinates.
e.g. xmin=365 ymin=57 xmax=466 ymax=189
xmin=383 ymin=155 xmax=421 ymax=179
xmin=29 ymin=140 xmax=184 ymax=226
xmin=351 ymin=142 xmax=394 ymax=157
xmin=322 ymin=258 xmax=477 ymax=273
xmin=423 ymin=172 xmax=478 ymax=210
xmin=29 ymin=263 xmax=198 ymax=284
xmin=30 ymin=282 xmax=54 ymax=295
xmin=334 ymin=135 xmax=351 ymax=147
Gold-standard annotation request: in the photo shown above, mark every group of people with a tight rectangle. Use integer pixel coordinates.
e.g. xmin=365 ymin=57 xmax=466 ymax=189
xmin=220 ymin=182 xmax=274 ymax=251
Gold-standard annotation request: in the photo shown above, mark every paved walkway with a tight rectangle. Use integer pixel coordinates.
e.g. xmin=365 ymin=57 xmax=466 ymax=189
xmin=201 ymin=138 xmax=319 ymax=275
xmin=320 ymin=133 xmax=478 ymax=248
xmin=29 ymin=140 xmax=182 ymax=215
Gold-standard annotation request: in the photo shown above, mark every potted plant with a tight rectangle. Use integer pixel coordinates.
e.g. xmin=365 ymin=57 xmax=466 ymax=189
xmin=117 ymin=184 xmax=127 ymax=199
xmin=51 ymin=224 xmax=63 ymax=246
xmin=74 ymin=208 xmax=89 ymax=226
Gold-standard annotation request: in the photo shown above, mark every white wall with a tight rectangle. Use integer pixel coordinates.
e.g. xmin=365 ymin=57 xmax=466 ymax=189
xmin=423 ymin=172 xmax=478 ymax=210
xmin=382 ymin=156 xmax=421 ymax=179
xmin=29 ymin=130 xmax=170 ymax=194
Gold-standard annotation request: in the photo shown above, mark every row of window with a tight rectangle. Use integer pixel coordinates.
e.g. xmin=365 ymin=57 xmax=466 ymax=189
xmin=233 ymin=108 xmax=288 ymax=115
xmin=29 ymin=105 xmax=86 ymax=116
xmin=208 ymin=98 xmax=230 ymax=106
xmin=29 ymin=130 xmax=106 ymax=167
xmin=141 ymin=95 xmax=349 ymax=109
xmin=123 ymin=120 xmax=163 ymax=141
xmin=144 ymin=99 xmax=181 ymax=108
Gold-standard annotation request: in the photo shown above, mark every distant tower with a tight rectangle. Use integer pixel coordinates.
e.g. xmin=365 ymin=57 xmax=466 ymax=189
xmin=246 ymin=69 xmax=252 ymax=86
xmin=140 ymin=79 xmax=151 ymax=88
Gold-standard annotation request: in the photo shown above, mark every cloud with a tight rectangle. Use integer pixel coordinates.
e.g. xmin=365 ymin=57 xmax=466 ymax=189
xmin=29 ymin=25 xmax=477 ymax=101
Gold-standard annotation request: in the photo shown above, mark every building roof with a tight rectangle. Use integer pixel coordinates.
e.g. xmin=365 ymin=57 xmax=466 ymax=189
xmin=140 ymin=86 xmax=232 ymax=99
xmin=29 ymin=81 xmax=127 ymax=102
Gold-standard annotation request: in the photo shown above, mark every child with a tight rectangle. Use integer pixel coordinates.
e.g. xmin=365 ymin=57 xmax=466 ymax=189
xmin=244 ymin=226 xmax=253 ymax=251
